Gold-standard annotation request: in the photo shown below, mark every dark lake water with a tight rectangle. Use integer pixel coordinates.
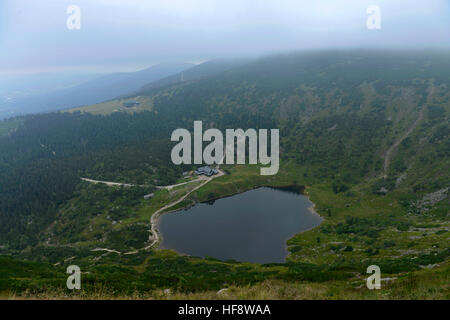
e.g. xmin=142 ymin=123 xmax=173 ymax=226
xmin=158 ymin=187 xmax=322 ymax=264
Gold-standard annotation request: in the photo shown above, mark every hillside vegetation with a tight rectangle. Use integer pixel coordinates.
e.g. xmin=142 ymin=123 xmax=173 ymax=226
xmin=0 ymin=50 xmax=448 ymax=298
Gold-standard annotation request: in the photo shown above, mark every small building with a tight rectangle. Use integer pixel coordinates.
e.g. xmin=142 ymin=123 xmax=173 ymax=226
xmin=195 ymin=166 xmax=218 ymax=177
xmin=143 ymin=193 xmax=154 ymax=200
xmin=123 ymin=101 xmax=140 ymax=108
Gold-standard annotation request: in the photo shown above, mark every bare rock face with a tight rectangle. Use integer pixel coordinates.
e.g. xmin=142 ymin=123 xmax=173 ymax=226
xmin=409 ymin=187 xmax=449 ymax=213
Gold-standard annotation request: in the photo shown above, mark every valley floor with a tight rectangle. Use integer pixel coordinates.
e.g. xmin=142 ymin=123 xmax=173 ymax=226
xmin=1 ymin=163 xmax=448 ymax=300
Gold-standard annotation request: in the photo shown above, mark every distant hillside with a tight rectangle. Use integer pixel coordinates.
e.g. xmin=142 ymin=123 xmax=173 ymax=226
xmin=138 ymin=58 xmax=250 ymax=92
xmin=71 ymin=59 xmax=250 ymax=115
xmin=1 ymin=62 xmax=193 ymax=118
xmin=0 ymin=72 xmax=103 ymax=120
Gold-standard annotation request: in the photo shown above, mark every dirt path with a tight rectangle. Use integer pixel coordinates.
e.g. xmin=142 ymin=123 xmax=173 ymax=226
xmin=383 ymin=109 xmax=424 ymax=177
xmin=383 ymin=85 xmax=435 ymax=178
xmin=80 ymin=177 xmax=138 ymax=187
xmin=84 ymin=169 xmax=225 ymax=256
xmin=92 ymin=248 xmax=121 ymax=254
xmin=81 ymin=176 xmax=202 ymax=190
xmin=156 ymin=179 xmax=201 ymax=190
xmin=142 ymin=169 xmax=225 ymax=251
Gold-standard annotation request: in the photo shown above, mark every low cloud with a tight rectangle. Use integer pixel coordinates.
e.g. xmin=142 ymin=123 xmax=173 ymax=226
xmin=1 ymin=0 xmax=449 ymax=74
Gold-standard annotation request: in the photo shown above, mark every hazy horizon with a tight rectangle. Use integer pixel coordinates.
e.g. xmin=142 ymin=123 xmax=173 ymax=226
xmin=1 ymin=0 xmax=449 ymax=76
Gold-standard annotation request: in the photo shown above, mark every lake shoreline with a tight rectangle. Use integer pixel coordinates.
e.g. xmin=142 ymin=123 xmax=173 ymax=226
xmin=155 ymin=184 xmax=323 ymax=263
xmin=158 ymin=184 xmax=314 ymax=217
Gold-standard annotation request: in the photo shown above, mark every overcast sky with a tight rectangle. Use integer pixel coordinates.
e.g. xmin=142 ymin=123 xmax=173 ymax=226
xmin=1 ymin=0 xmax=449 ymax=75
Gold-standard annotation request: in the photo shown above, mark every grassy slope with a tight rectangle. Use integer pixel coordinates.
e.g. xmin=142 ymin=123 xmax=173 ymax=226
xmin=66 ymin=96 xmax=153 ymax=115
xmin=2 ymin=261 xmax=448 ymax=300
xmin=2 ymin=162 xmax=448 ymax=299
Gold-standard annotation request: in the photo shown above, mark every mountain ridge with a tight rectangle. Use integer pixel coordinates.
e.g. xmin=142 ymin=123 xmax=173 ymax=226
xmin=0 ymin=62 xmax=194 ymax=119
